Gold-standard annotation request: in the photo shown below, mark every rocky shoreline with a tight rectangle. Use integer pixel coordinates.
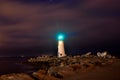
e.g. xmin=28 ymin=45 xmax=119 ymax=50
xmin=0 ymin=53 xmax=118 ymax=80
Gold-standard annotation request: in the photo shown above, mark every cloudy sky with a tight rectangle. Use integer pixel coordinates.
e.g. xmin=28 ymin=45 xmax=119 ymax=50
xmin=0 ymin=0 xmax=120 ymax=56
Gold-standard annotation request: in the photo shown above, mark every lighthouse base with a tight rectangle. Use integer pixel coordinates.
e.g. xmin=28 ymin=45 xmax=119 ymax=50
xmin=58 ymin=40 xmax=66 ymax=58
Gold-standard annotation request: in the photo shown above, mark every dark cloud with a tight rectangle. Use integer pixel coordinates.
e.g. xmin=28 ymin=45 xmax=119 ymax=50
xmin=2 ymin=0 xmax=80 ymax=5
xmin=10 ymin=0 xmax=64 ymax=4
xmin=0 ymin=15 xmax=21 ymax=25
xmin=0 ymin=0 xmax=120 ymax=55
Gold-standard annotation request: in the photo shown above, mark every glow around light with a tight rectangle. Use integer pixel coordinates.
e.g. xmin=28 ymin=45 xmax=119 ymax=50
xmin=58 ymin=34 xmax=64 ymax=40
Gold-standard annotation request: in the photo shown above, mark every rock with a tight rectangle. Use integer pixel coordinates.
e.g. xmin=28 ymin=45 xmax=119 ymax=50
xmin=0 ymin=73 xmax=34 ymax=80
xmin=97 ymin=51 xmax=107 ymax=58
xmin=70 ymin=64 xmax=82 ymax=71
xmin=48 ymin=67 xmax=59 ymax=76
xmin=112 ymin=56 xmax=116 ymax=59
xmin=60 ymin=62 xmax=65 ymax=67
xmin=50 ymin=72 xmax=63 ymax=79
xmin=81 ymin=52 xmax=92 ymax=58
xmin=106 ymin=54 xmax=112 ymax=59
xmin=101 ymin=51 xmax=107 ymax=58
xmin=85 ymin=52 xmax=92 ymax=56
xmin=97 ymin=52 xmax=102 ymax=57
xmin=33 ymin=68 xmax=63 ymax=80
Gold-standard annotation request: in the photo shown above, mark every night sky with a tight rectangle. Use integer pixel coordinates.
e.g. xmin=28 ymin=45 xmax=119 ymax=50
xmin=0 ymin=0 xmax=120 ymax=56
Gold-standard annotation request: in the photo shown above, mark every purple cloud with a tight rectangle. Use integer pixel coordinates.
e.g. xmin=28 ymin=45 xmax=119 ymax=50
xmin=0 ymin=0 xmax=119 ymax=55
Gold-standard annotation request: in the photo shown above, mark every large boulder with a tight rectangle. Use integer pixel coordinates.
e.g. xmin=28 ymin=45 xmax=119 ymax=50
xmin=97 ymin=51 xmax=107 ymax=58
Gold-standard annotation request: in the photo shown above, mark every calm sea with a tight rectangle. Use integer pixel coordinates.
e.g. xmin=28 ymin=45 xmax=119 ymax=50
xmin=0 ymin=57 xmax=37 ymax=75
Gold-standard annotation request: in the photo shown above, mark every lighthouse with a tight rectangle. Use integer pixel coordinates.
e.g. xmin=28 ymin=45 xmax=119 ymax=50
xmin=57 ymin=34 xmax=66 ymax=58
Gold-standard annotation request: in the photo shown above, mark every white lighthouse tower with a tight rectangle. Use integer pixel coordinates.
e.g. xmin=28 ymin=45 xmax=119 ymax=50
xmin=57 ymin=34 xmax=66 ymax=58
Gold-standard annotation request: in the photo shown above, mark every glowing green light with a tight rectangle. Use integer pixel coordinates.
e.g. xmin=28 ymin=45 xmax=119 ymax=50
xmin=58 ymin=34 xmax=64 ymax=40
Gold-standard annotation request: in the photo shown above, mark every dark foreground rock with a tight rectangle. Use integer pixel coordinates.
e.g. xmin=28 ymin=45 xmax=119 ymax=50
xmin=0 ymin=73 xmax=34 ymax=80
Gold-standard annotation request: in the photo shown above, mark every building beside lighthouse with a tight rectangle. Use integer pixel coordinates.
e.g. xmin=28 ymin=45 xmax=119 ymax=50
xmin=57 ymin=34 xmax=66 ymax=58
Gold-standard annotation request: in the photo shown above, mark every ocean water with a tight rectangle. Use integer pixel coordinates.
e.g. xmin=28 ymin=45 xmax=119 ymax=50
xmin=0 ymin=57 xmax=36 ymax=75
